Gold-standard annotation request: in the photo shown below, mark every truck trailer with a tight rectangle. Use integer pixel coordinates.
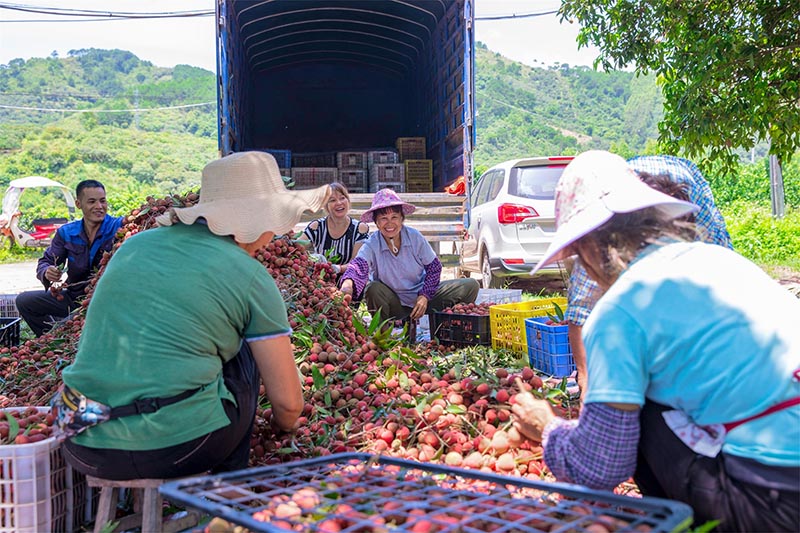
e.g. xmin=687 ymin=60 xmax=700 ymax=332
xmin=215 ymin=0 xmax=475 ymax=192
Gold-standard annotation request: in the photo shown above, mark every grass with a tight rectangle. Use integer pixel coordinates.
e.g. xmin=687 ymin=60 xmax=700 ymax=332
xmin=0 ymin=245 xmax=41 ymax=264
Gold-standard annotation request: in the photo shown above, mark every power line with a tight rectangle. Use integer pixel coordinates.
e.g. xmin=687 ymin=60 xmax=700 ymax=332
xmin=0 ymin=2 xmax=213 ymax=22
xmin=0 ymin=92 xmax=207 ymax=103
xmin=0 ymin=102 xmax=215 ymax=113
xmin=475 ymin=10 xmax=558 ymax=21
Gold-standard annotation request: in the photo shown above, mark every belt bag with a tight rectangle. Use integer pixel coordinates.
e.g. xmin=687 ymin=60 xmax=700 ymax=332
xmin=50 ymin=383 xmax=201 ymax=441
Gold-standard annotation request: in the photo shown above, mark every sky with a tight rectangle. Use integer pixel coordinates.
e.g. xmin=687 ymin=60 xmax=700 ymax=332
xmin=0 ymin=0 xmax=600 ymax=72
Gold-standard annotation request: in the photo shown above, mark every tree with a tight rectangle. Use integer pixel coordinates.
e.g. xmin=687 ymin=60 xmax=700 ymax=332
xmin=560 ymin=0 xmax=800 ymax=172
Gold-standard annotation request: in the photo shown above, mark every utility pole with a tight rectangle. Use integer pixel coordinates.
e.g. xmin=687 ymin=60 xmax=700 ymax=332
xmin=769 ymin=155 xmax=785 ymax=219
xmin=134 ymin=88 xmax=140 ymax=130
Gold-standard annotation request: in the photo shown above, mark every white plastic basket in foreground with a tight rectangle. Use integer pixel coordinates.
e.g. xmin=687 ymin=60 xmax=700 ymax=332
xmin=0 ymin=412 xmax=93 ymax=532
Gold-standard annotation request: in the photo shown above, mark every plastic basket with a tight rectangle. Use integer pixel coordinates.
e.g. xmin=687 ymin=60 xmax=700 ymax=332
xmin=369 ymin=181 xmax=405 ymax=193
xmin=160 ymin=453 xmax=693 ymax=533
xmin=259 ymin=149 xmax=291 ymax=169
xmin=396 ymin=137 xmax=426 ymax=161
xmin=525 ymin=317 xmax=575 ymax=377
xmin=430 ymin=312 xmax=491 ymax=346
xmin=0 ymin=318 xmax=20 ymax=349
xmin=337 ymin=170 xmax=368 ymax=192
xmin=292 ymin=152 xmax=336 ymax=168
xmin=336 ymin=151 xmax=368 ymax=169
xmin=0 ymin=296 xmax=18 ymax=318
xmin=367 ymin=150 xmax=398 ymax=167
xmin=0 ymin=408 xmax=93 ymax=533
xmin=291 ymin=168 xmax=339 ymax=188
xmin=490 ymin=297 xmax=567 ymax=354
xmin=474 ymin=289 xmax=523 ymax=306
xmin=370 ymin=163 xmax=404 ymax=183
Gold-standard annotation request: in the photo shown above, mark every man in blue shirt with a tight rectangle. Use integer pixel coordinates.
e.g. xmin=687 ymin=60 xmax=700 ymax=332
xmin=16 ymin=180 xmax=124 ymax=336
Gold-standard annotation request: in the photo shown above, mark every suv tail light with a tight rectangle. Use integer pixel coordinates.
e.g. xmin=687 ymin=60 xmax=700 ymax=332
xmin=498 ymin=203 xmax=540 ymax=224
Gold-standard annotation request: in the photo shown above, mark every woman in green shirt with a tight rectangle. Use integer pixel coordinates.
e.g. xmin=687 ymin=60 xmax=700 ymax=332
xmin=57 ymin=151 xmax=329 ymax=479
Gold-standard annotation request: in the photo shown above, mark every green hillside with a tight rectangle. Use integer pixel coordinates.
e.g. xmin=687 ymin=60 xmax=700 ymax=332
xmin=0 ymin=46 xmax=666 ymax=208
xmin=0 ymin=47 xmax=798 ymax=271
xmin=0 ymin=46 xmax=795 ymax=211
xmin=473 ymin=42 xmax=663 ymax=171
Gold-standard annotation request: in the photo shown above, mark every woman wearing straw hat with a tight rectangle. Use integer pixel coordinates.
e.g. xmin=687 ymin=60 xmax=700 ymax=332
xmin=510 ymin=151 xmax=799 ymax=531
xmin=339 ymin=188 xmax=479 ymax=329
xmin=55 ymin=151 xmax=329 ymax=480
xmin=565 ymin=155 xmax=733 ymax=395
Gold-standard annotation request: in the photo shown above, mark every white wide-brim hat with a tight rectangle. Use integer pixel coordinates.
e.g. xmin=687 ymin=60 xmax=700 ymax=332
xmin=158 ymin=151 xmax=328 ymax=243
xmin=531 ymin=150 xmax=698 ymax=275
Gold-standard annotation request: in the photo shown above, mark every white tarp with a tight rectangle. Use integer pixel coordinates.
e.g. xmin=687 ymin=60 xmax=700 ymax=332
xmin=1 ymin=176 xmax=76 ymax=218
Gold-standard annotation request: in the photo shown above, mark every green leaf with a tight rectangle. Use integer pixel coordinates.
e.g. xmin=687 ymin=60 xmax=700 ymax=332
xmin=415 ymin=397 xmax=428 ymax=415
xmin=352 ymin=315 xmax=367 ymax=336
xmin=446 ymin=404 xmax=467 ymax=414
xmin=6 ymin=414 xmax=19 ymax=443
xmin=311 ymin=366 xmax=325 ymax=389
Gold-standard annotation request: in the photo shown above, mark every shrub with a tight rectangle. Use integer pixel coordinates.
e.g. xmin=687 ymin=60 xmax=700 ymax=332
xmin=722 ymin=201 xmax=800 ymax=264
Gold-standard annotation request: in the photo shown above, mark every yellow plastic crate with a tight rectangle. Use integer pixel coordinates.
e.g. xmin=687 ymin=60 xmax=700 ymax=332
xmin=490 ymin=297 xmax=567 ymax=354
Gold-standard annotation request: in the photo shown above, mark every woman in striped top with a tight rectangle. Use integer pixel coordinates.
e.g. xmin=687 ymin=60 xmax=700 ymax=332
xmin=303 ymin=182 xmax=369 ymax=274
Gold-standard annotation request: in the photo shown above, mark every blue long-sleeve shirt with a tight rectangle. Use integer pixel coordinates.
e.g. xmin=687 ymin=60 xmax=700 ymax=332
xmin=37 ymin=215 xmax=124 ymax=299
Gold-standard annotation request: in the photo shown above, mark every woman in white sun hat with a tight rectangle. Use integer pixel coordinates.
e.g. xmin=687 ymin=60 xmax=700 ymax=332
xmin=511 ymin=150 xmax=799 ymax=531
xmin=339 ymin=187 xmax=479 ymax=330
xmin=56 ymin=151 xmax=329 ymax=480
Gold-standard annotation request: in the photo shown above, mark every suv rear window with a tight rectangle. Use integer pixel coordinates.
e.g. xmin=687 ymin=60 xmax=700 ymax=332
xmin=508 ymin=166 xmax=565 ymax=200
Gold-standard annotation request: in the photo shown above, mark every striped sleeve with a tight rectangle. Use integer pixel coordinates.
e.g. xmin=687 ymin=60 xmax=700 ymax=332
xmin=542 ymin=402 xmax=640 ymax=490
xmin=340 ymin=256 xmax=370 ymax=298
xmin=420 ymin=257 xmax=442 ymax=300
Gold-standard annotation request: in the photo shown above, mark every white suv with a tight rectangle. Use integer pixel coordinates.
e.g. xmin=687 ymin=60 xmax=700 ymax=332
xmin=459 ymin=156 xmax=574 ymax=288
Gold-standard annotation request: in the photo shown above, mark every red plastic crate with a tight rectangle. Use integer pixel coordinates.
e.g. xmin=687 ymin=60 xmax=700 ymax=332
xmin=336 ymin=152 xmax=368 ymax=169
xmin=370 ymin=163 xmax=404 ymax=183
xmin=291 ymin=168 xmax=338 ymax=188
xmin=337 ymin=170 xmax=368 ymax=192
xmin=367 ymin=151 xmax=398 ymax=167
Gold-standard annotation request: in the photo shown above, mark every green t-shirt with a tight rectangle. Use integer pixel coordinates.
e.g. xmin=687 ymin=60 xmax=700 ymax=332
xmin=62 ymin=223 xmax=290 ymax=450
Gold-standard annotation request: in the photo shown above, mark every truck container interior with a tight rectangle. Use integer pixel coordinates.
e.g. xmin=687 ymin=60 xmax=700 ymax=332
xmin=217 ymin=0 xmax=474 ymax=189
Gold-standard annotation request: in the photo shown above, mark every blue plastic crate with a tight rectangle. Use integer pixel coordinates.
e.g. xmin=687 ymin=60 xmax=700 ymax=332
xmin=525 ymin=316 xmax=575 ymax=377
xmin=260 ymin=148 xmax=292 ymax=169
xmin=160 ymin=453 xmax=693 ymax=532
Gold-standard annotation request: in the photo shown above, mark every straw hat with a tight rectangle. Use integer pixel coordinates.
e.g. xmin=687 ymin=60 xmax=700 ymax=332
xmin=530 ymin=150 xmax=697 ymax=275
xmin=360 ymin=188 xmax=416 ymax=223
xmin=158 ymin=151 xmax=328 ymax=243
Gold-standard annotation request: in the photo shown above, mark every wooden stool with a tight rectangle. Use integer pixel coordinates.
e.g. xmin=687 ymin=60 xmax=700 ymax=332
xmin=86 ymin=476 xmax=198 ymax=533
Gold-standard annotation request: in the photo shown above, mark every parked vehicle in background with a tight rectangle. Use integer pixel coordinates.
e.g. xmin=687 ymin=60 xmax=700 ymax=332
xmin=0 ymin=176 xmax=76 ymax=249
xmin=460 ymin=157 xmax=574 ymax=288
